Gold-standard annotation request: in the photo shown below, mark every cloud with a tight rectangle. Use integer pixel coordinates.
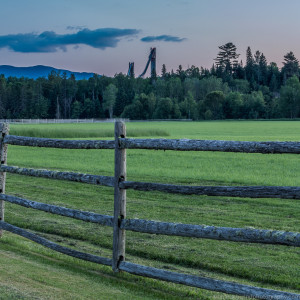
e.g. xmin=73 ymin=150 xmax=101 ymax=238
xmin=66 ymin=25 xmax=87 ymax=31
xmin=0 ymin=28 xmax=140 ymax=53
xmin=141 ymin=35 xmax=186 ymax=43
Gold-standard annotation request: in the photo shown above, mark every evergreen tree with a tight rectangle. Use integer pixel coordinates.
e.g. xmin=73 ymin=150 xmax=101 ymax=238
xmin=210 ymin=64 xmax=217 ymax=76
xmin=245 ymin=46 xmax=255 ymax=85
xmin=282 ymin=51 xmax=299 ymax=78
xmin=214 ymin=42 xmax=240 ymax=77
xmin=161 ymin=64 xmax=167 ymax=78
xmin=185 ymin=65 xmax=200 ymax=78
xmin=254 ymin=50 xmax=261 ymax=84
xmin=267 ymin=62 xmax=280 ymax=92
xmin=259 ymin=53 xmax=268 ymax=85
xmin=176 ymin=65 xmax=186 ymax=81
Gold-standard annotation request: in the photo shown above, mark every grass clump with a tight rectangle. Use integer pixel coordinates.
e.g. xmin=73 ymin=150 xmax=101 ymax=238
xmin=10 ymin=124 xmax=169 ymax=138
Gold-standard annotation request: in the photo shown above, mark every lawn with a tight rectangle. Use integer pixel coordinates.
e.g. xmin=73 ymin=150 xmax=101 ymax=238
xmin=0 ymin=120 xmax=299 ymax=299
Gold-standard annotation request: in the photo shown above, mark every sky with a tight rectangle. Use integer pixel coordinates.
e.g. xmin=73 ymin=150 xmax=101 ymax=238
xmin=0 ymin=0 xmax=300 ymax=77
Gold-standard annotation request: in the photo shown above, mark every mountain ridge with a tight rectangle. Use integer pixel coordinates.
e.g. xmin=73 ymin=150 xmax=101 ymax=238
xmin=0 ymin=65 xmax=96 ymax=80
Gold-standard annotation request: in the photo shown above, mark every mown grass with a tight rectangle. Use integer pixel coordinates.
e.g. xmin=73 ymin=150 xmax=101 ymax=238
xmin=1 ymin=120 xmax=300 ymax=299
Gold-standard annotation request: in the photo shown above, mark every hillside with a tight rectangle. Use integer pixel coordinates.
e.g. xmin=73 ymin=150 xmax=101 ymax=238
xmin=0 ymin=65 xmax=96 ymax=80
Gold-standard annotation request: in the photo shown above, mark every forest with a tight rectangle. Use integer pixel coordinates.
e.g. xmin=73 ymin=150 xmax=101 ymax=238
xmin=0 ymin=42 xmax=300 ymax=120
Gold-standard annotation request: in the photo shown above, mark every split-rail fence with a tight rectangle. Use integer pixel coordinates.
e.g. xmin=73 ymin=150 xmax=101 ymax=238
xmin=0 ymin=121 xmax=299 ymax=299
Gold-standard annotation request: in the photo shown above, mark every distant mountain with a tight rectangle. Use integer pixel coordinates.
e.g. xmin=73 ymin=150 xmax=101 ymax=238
xmin=0 ymin=65 xmax=96 ymax=80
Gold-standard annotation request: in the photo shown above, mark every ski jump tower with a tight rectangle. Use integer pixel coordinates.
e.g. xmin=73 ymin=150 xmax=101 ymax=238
xmin=127 ymin=62 xmax=134 ymax=77
xmin=127 ymin=48 xmax=156 ymax=78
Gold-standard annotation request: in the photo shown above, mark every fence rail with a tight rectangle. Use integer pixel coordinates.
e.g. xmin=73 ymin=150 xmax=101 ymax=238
xmin=5 ymin=134 xmax=300 ymax=154
xmin=121 ymin=218 xmax=300 ymax=246
xmin=0 ymin=221 xmax=112 ymax=266
xmin=4 ymin=135 xmax=115 ymax=149
xmin=118 ymin=262 xmax=300 ymax=300
xmin=121 ymin=180 xmax=300 ymax=199
xmin=0 ymin=121 xmax=299 ymax=299
xmin=120 ymin=138 xmax=300 ymax=154
xmin=0 ymin=165 xmax=114 ymax=187
xmin=0 ymin=194 xmax=114 ymax=227
xmin=0 ymin=118 xmax=127 ymax=124
xmin=3 ymin=164 xmax=299 ymax=200
xmin=1 ymin=221 xmax=298 ymax=299
xmin=2 ymin=193 xmax=299 ymax=247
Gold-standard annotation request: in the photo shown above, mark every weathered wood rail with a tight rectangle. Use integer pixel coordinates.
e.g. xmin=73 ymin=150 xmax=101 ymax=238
xmin=120 ymin=181 xmax=300 ymax=199
xmin=0 ymin=165 xmax=114 ymax=187
xmin=0 ymin=121 xmax=299 ymax=299
xmin=4 ymin=134 xmax=115 ymax=149
xmin=119 ymin=138 xmax=300 ymax=154
xmin=1 ymin=193 xmax=299 ymax=247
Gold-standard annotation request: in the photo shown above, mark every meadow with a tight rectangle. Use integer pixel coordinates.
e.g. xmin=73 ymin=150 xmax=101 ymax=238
xmin=0 ymin=120 xmax=299 ymax=299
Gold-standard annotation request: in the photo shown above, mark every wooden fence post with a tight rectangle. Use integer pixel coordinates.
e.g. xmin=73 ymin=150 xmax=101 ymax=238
xmin=0 ymin=123 xmax=9 ymax=237
xmin=112 ymin=121 xmax=126 ymax=272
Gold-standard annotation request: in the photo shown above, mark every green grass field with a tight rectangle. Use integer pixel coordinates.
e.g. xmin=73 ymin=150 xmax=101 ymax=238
xmin=1 ymin=120 xmax=300 ymax=299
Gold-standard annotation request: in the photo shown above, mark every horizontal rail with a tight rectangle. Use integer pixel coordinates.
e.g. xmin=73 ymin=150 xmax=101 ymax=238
xmin=3 ymin=192 xmax=299 ymax=246
xmin=5 ymin=135 xmax=300 ymax=154
xmin=121 ymin=219 xmax=300 ymax=246
xmin=0 ymin=221 xmax=112 ymax=266
xmin=120 ymin=181 xmax=300 ymax=199
xmin=119 ymin=262 xmax=300 ymax=299
xmin=2 ymin=220 xmax=298 ymax=299
xmin=0 ymin=194 xmax=114 ymax=227
xmin=4 ymin=135 xmax=115 ymax=149
xmin=0 ymin=165 xmax=114 ymax=187
xmin=119 ymin=138 xmax=300 ymax=154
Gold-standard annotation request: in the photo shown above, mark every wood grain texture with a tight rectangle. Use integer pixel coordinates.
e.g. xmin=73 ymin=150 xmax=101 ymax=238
xmin=120 ymin=181 xmax=300 ymax=199
xmin=119 ymin=138 xmax=300 ymax=154
xmin=0 ymin=194 xmax=113 ymax=227
xmin=0 ymin=123 xmax=9 ymax=237
xmin=119 ymin=262 xmax=300 ymax=299
xmin=112 ymin=121 xmax=127 ymax=272
xmin=121 ymin=218 xmax=300 ymax=246
xmin=4 ymin=135 xmax=115 ymax=149
xmin=0 ymin=165 xmax=114 ymax=187
xmin=0 ymin=221 xmax=112 ymax=266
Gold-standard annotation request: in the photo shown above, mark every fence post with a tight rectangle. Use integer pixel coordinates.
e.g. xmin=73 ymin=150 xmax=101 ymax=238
xmin=0 ymin=123 xmax=9 ymax=237
xmin=112 ymin=121 xmax=126 ymax=272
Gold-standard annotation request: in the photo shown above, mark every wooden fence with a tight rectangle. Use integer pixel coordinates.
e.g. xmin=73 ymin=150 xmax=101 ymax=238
xmin=0 ymin=118 xmax=127 ymax=124
xmin=0 ymin=121 xmax=299 ymax=299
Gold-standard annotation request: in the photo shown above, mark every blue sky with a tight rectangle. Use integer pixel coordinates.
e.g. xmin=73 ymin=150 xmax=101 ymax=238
xmin=0 ymin=0 xmax=300 ymax=76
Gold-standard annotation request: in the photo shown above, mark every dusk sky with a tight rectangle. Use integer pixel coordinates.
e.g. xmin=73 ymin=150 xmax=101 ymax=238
xmin=1 ymin=0 xmax=300 ymax=77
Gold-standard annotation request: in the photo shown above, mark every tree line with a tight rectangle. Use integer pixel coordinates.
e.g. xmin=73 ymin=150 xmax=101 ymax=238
xmin=1 ymin=42 xmax=300 ymax=120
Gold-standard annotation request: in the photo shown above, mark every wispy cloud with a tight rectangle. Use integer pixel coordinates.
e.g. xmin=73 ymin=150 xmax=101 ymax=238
xmin=0 ymin=28 xmax=140 ymax=53
xmin=66 ymin=25 xmax=87 ymax=31
xmin=141 ymin=35 xmax=186 ymax=43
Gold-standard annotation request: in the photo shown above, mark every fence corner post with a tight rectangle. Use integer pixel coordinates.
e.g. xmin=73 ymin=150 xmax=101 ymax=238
xmin=112 ymin=121 xmax=126 ymax=272
xmin=0 ymin=123 xmax=9 ymax=237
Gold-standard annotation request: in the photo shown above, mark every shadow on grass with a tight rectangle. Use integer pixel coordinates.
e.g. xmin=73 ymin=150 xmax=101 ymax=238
xmin=0 ymin=236 xmax=210 ymax=300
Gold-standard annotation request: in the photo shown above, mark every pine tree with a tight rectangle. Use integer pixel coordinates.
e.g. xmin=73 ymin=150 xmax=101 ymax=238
xmin=282 ymin=51 xmax=299 ymax=78
xmin=245 ymin=46 xmax=254 ymax=82
xmin=254 ymin=50 xmax=261 ymax=83
xmin=259 ymin=53 xmax=268 ymax=85
xmin=214 ymin=42 xmax=240 ymax=76
xmin=161 ymin=64 xmax=167 ymax=78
